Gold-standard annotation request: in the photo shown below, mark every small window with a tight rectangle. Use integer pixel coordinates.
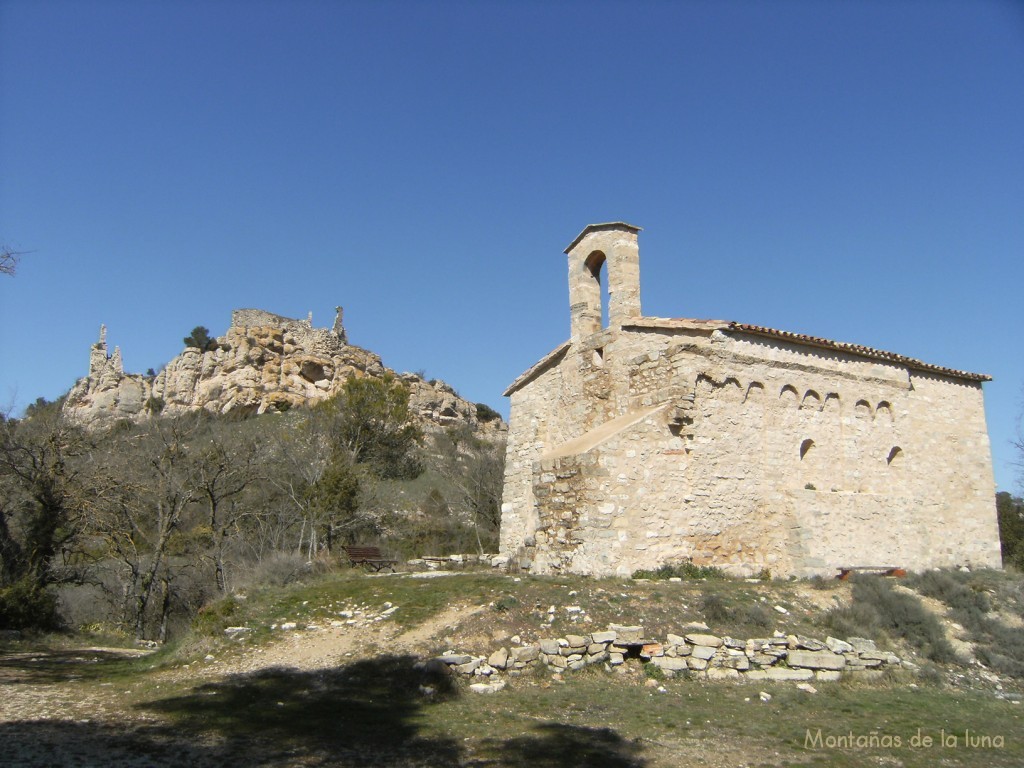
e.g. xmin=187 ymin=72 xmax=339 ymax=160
xmin=886 ymin=446 xmax=904 ymax=466
xmin=800 ymin=439 xmax=815 ymax=460
xmin=592 ymin=347 xmax=605 ymax=368
xmin=801 ymin=390 xmax=821 ymax=410
xmin=876 ymin=401 xmax=894 ymax=423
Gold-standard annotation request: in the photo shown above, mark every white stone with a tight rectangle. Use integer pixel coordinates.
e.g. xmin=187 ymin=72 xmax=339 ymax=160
xmin=706 ymin=667 xmax=740 ymax=680
xmin=469 ymin=681 xmax=506 ymax=694
xmin=685 ymin=633 xmax=722 ymax=648
xmin=826 ymin=636 xmax=854 ymax=654
xmin=787 ymin=650 xmax=846 ymax=671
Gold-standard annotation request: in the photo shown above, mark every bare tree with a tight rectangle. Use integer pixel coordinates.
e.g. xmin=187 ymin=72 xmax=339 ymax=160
xmin=189 ymin=424 xmax=267 ymax=592
xmin=1 ymin=248 xmax=17 ymax=276
xmin=91 ymin=416 xmax=202 ymax=640
xmin=265 ymin=415 xmax=334 ymax=558
xmin=431 ymin=426 xmax=505 ymax=554
xmin=0 ymin=244 xmax=28 ymax=276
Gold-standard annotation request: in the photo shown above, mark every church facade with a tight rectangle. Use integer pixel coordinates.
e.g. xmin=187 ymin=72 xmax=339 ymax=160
xmin=499 ymin=223 xmax=1000 ymax=577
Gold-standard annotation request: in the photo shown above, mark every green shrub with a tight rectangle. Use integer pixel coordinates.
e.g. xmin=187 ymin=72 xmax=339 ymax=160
xmin=809 ymin=575 xmax=837 ymax=591
xmin=192 ymin=595 xmax=241 ymax=636
xmin=0 ymin=579 xmax=60 ymax=631
xmin=183 ymin=326 xmax=218 ymax=352
xmin=996 ymin=492 xmax=1024 ymax=570
xmin=907 ymin=569 xmax=1024 ymax=678
xmin=475 ymin=403 xmax=502 ymax=423
xmin=825 ymin=601 xmax=882 ymax=640
xmin=493 ymin=595 xmax=519 ymax=612
xmin=828 ymin=577 xmax=958 ymax=664
xmin=697 ymin=592 xmax=772 ymax=634
xmin=700 ymin=592 xmax=730 ymax=624
xmin=632 ymin=559 xmax=726 ymax=581
xmin=643 ymin=662 xmax=666 ymax=681
xmin=909 ymin=570 xmax=990 ymax=618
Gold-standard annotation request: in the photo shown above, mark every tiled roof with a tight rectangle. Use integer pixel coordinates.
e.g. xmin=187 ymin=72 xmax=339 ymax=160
xmin=505 ymin=317 xmax=990 ymax=398
xmin=726 ymin=322 xmax=991 ymax=382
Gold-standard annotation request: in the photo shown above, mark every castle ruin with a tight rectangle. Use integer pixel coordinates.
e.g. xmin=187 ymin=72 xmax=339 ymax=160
xmin=64 ymin=307 xmax=503 ymax=438
xmin=499 ymin=223 xmax=1000 ymax=577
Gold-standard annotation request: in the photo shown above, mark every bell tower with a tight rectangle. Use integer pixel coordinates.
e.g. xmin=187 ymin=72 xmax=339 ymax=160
xmin=564 ymin=222 xmax=642 ymax=341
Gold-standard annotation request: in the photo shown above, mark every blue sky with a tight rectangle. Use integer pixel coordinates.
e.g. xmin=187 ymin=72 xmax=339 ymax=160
xmin=1 ymin=0 xmax=1022 ymax=492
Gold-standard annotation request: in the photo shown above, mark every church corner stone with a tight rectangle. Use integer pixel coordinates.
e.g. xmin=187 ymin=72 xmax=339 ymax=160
xmin=498 ymin=222 xmax=1001 ymax=579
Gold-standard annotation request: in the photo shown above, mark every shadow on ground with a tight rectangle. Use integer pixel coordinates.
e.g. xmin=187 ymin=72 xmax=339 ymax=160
xmin=0 ymin=720 xmax=221 ymax=768
xmin=488 ymin=722 xmax=646 ymax=768
xmin=1 ymin=653 xmax=647 ymax=766
xmin=0 ymin=647 xmax=146 ymax=684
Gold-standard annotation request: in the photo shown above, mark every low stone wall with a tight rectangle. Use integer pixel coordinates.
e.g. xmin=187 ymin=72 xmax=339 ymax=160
xmin=427 ymin=624 xmax=909 ymax=692
xmin=408 ymin=554 xmax=509 ymax=570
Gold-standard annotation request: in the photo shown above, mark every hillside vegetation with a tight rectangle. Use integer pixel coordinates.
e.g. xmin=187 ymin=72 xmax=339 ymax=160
xmin=0 ymin=377 xmax=504 ymax=641
xmin=1 ymin=567 xmax=1023 ymax=767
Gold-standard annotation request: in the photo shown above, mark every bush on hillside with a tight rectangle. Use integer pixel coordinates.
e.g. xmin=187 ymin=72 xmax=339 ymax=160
xmin=475 ymin=403 xmax=502 ymax=423
xmin=632 ymin=559 xmax=727 ymax=581
xmin=908 ymin=568 xmax=1024 ymax=678
xmin=826 ymin=576 xmax=958 ymax=664
xmin=0 ymin=578 xmax=60 ymax=632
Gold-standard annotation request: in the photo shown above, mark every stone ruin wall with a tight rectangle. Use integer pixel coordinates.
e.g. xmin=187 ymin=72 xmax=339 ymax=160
xmin=501 ymin=325 xmax=1000 ymax=578
xmin=64 ymin=310 xmax=505 ymax=439
xmin=431 ymin=624 xmax=908 ymax=692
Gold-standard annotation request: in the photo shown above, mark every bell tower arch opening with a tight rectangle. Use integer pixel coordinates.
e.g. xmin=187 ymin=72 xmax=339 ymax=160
xmin=564 ymin=222 xmax=642 ymax=341
xmin=583 ymin=250 xmax=610 ymax=329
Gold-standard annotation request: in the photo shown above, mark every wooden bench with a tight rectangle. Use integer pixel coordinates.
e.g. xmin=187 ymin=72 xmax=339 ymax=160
xmin=836 ymin=566 xmax=906 ymax=581
xmin=343 ymin=546 xmax=398 ymax=573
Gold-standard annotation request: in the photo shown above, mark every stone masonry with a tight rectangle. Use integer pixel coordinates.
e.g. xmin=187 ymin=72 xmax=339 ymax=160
xmin=499 ymin=223 xmax=1000 ymax=578
xmin=429 ymin=625 xmax=908 ymax=693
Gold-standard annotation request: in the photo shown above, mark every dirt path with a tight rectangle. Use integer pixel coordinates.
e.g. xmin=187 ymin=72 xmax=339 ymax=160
xmin=0 ymin=601 xmax=491 ymax=766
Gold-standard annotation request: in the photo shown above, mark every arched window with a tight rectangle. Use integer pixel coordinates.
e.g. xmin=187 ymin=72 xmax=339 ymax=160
xmin=876 ymin=401 xmax=894 ymax=424
xmin=886 ymin=446 xmax=904 ymax=467
xmin=584 ymin=250 xmax=609 ymax=329
xmin=780 ymin=385 xmax=798 ymax=405
xmin=855 ymin=400 xmax=872 ymax=420
xmin=801 ymin=390 xmax=821 ymax=410
xmin=800 ymin=438 xmax=815 ymax=460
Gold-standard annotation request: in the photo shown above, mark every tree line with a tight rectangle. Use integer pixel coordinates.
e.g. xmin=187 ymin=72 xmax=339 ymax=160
xmin=0 ymin=374 xmax=504 ymax=641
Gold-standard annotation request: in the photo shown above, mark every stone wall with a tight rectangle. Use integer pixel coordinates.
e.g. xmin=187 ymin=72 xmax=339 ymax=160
xmin=501 ymin=322 xmax=1000 ymax=577
xmin=429 ymin=624 xmax=908 ymax=693
xmin=501 ymin=224 xmax=999 ymax=578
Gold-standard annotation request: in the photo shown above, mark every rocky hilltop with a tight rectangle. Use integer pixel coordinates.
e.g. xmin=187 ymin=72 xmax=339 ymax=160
xmin=63 ymin=307 xmax=505 ymax=436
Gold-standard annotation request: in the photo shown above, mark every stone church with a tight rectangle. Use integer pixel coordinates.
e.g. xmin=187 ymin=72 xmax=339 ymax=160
xmin=499 ymin=223 xmax=1000 ymax=577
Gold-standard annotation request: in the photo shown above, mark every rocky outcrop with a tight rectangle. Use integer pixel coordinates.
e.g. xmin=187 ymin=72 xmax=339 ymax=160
xmin=64 ymin=309 xmax=505 ymax=437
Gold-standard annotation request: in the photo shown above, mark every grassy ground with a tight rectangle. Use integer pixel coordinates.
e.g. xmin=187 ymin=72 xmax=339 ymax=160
xmin=2 ymin=568 xmax=1023 ymax=767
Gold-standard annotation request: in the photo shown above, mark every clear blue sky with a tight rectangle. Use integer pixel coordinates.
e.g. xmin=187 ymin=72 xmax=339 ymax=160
xmin=1 ymin=0 xmax=1022 ymax=492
